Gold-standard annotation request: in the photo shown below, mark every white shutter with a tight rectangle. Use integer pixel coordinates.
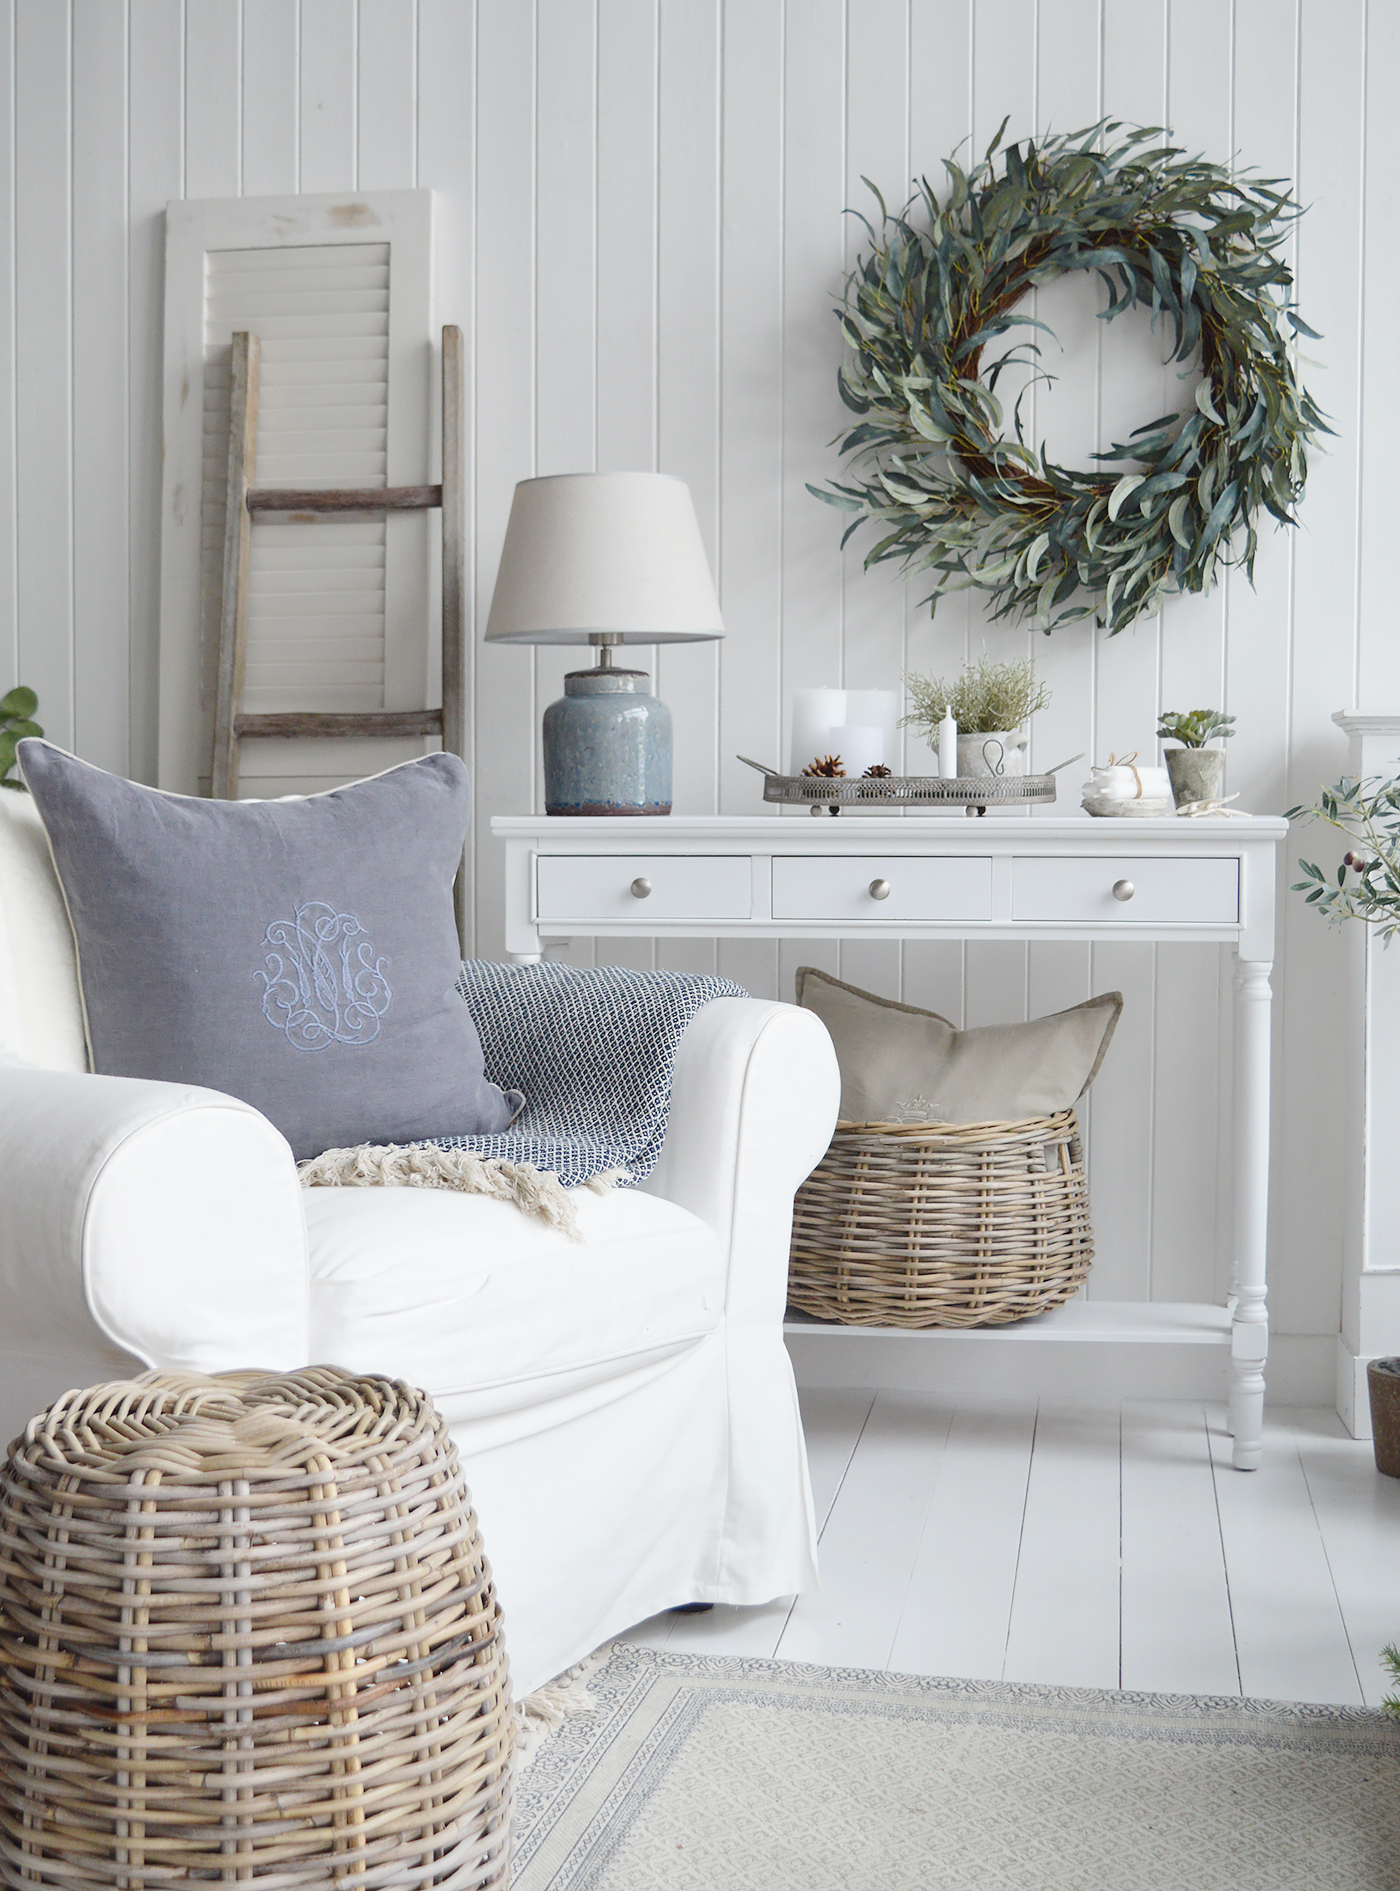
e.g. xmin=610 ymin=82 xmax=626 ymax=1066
xmin=159 ymin=192 xmax=435 ymax=796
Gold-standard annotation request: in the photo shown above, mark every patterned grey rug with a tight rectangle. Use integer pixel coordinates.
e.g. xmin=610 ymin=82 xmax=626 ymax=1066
xmin=513 ymin=1641 xmax=1400 ymax=1890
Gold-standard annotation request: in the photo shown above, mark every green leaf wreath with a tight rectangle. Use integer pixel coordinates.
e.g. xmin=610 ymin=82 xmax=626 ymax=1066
xmin=812 ymin=120 xmax=1329 ymax=634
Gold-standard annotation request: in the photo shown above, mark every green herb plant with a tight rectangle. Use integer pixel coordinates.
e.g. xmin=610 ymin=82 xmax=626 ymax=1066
xmin=903 ymin=655 xmax=1050 ymax=740
xmin=1157 ymin=709 xmax=1236 ymax=748
xmin=1383 ymin=1644 xmax=1400 ymax=1719
xmin=1286 ymin=776 xmax=1400 ymax=943
xmin=0 ymin=686 xmax=41 ymax=791
xmin=811 ymin=119 xmax=1328 ymax=634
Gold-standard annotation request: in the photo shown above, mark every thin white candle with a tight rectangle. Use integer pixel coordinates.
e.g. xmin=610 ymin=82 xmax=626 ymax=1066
xmin=938 ymin=712 xmax=958 ymax=779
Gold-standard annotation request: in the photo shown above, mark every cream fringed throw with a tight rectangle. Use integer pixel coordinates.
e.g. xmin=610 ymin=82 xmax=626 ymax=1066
xmin=298 ymin=1144 xmax=626 ymax=1241
xmin=296 ymin=962 xmax=748 ymax=1238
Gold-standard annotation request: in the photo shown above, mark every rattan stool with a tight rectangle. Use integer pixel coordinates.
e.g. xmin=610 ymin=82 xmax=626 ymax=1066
xmin=0 ymin=1366 xmax=513 ymax=1889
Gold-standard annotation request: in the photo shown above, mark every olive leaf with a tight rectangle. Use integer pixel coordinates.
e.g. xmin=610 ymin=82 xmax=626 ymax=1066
xmin=811 ymin=119 xmax=1329 ymax=635
xmin=0 ymin=684 xmax=42 ymax=791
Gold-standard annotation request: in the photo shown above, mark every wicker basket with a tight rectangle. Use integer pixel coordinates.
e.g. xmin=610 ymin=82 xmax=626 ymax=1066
xmin=789 ymin=1108 xmax=1094 ymax=1328
xmin=0 ymin=1366 xmax=513 ymax=1890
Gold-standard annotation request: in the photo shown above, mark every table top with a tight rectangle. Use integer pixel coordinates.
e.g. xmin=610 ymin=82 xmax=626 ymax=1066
xmin=492 ymin=812 xmax=1289 ymax=845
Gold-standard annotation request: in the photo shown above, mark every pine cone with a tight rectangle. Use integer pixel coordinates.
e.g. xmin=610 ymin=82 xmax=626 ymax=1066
xmin=802 ymin=755 xmax=846 ymax=778
xmin=863 ymin=763 xmax=893 ymax=778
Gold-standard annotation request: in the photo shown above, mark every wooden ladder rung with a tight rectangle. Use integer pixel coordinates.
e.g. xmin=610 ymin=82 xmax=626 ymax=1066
xmin=234 ymin=709 xmax=445 ymax=741
xmin=246 ymin=484 xmax=444 ymax=514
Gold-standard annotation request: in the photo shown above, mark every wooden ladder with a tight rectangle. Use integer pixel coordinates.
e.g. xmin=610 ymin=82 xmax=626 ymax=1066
xmin=211 ymin=323 xmax=468 ymax=943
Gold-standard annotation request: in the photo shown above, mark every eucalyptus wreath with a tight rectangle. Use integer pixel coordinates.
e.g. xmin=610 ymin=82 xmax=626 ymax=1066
xmin=813 ymin=120 xmax=1328 ymax=633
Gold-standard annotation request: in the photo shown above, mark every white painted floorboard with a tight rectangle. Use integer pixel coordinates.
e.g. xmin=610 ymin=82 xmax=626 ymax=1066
xmin=623 ymin=1393 xmax=1400 ymax=1706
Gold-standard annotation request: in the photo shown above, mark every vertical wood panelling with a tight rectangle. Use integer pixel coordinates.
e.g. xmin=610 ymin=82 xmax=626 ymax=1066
xmin=71 ymin=0 xmax=128 ymax=774
xmin=184 ymin=0 xmax=240 ymax=198
xmin=358 ymin=0 xmax=416 ymax=192
xmin=127 ymin=0 xmax=184 ymax=785
xmin=715 ymin=0 xmax=783 ymax=999
xmin=533 ymin=0 xmax=598 ymax=957
xmin=1356 ymin=0 xmax=1400 ymax=707
xmin=14 ymin=0 xmax=71 ymax=745
xmin=0 ymin=0 xmax=14 ymax=696
xmin=0 ymin=0 xmax=1382 ymax=1350
xmin=416 ymin=0 xmax=476 ymax=947
xmin=299 ymin=0 xmax=355 ymax=194
xmin=471 ymin=0 xmax=536 ymax=972
xmin=1273 ymin=0 xmax=1365 ymax=1342
xmin=654 ymin=0 xmax=719 ymax=832
xmin=241 ymin=0 xmax=298 ymax=196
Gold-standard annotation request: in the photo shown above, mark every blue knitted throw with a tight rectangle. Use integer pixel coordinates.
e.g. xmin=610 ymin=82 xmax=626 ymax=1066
xmin=433 ymin=960 xmax=745 ymax=1189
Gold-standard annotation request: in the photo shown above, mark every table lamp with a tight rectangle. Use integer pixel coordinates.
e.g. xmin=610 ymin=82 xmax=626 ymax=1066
xmin=485 ymin=472 xmax=724 ymax=814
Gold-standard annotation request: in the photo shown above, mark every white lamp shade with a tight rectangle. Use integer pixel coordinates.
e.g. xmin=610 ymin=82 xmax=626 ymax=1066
xmin=484 ymin=472 xmax=724 ymax=645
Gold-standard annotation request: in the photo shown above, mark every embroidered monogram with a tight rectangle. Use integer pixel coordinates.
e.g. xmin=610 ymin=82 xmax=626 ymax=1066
xmin=256 ymin=902 xmax=392 ymax=1051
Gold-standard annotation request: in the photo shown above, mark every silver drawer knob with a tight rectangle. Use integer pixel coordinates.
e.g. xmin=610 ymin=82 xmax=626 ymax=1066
xmin=630 ymin=876 xmax=652 ymax=900
xmin=868 ymin=878 xmax=892 ymax=901
xmin=1112 ymin=879 xmax=1135 ymax=902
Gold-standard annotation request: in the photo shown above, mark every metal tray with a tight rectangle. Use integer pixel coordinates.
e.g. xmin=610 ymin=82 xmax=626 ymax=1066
xmin=737 ymin=757 xmax=1057 ymax=816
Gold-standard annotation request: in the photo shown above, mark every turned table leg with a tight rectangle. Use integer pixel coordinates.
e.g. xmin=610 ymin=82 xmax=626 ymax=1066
xmin=1228 ymin=954 xmax=1272 ymax=1471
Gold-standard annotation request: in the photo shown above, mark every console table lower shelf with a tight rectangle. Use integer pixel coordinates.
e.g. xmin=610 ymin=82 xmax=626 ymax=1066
xmin=783 ymin=1301 xmax=1253 ymax=1428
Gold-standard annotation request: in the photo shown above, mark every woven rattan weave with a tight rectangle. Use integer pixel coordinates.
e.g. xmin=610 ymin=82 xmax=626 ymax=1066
xmin=0 ymin=1366 xmax=513 ymax=1889
xmin=789 ymin=1110 xmax=1093 ymax=1327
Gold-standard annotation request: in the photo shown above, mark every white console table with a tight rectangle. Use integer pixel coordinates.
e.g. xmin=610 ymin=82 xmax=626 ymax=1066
xmin=492 ymin=812 xmax=1286 ymax=1470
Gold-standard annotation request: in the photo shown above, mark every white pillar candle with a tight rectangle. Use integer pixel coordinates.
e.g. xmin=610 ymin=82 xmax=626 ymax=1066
xmin=789 ymin=688 xmax=847 ymax=774
xmin=938 ymin=712 xmax=959 ymax=779
xmin=828 ymin=724 xmax=884 ymax=777
xmin=844 ymin=689 xmax=901 ymax=771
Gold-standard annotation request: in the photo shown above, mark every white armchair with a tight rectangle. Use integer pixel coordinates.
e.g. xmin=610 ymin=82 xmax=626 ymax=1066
xmin=0 ymin=792 xmax=839 ymax=1693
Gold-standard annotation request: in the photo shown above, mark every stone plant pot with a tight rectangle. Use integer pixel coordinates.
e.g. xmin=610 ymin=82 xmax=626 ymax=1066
xmin=956 ymin=731 xmax=1028 ymax=778
xmin=1165 ymin=746 xmax=1225 ymax=809
xmin=1369 ymin=1357 xmax=1400 ymax=1478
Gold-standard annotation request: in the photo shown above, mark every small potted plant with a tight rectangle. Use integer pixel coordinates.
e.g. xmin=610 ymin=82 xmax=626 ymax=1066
xmin=1157 ymin=708 xmax=1235 ymax=809
xmin=903 ymin=656 xmax=1050 ymax=777
xmin=0 ymin=686 xmax=42 ymax=791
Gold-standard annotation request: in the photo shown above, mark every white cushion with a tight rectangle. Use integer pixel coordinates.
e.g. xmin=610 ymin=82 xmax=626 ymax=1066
xmin=305 ymin=1183 xmax=725 ymax=1418
xmin=0 ymin=790 xmax=86 ymax=1068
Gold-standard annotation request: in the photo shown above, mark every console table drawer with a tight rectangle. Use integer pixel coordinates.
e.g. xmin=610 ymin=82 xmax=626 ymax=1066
xmin=1012 ymin=856 xmax=1240 ymax=924
xmin=772 ymin=855 xmax=993 ymax=922
xmin=536 ymin=854 xmax=752 ymax=922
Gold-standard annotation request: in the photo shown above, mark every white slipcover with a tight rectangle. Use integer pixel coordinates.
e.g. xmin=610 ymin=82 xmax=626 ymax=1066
xmin=0 ymin=790 xmax=839 ymax=1692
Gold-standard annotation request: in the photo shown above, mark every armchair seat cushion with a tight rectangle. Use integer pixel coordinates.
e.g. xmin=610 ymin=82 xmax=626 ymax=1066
xmin=305 ymin=1184 xmax=725 ymax=1424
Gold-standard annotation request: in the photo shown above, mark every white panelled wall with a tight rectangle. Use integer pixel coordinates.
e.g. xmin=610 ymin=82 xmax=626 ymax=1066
xmin=0 ymin=1 xmax=1387 ymax=1398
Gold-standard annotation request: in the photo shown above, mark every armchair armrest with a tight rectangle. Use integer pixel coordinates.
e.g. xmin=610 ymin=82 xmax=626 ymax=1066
xmin=642 ymin=996 xmax=840 ymax=1320
xmin=0 ymin=1067 xmax=309 ymax=1441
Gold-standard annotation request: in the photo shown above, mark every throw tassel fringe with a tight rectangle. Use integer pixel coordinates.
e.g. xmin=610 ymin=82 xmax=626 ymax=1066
xmin=513 ymin=1644 xmax=611 ymax=1777
xmin=298 ymin=1144 xmax=626 ymax=1240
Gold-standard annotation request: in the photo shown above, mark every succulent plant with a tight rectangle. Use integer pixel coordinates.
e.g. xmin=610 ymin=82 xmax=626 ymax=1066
xmin=1157 ymin=708 xmax=1236 ymax=748
xmin=0 ymin=686 xmax=42 ymax=791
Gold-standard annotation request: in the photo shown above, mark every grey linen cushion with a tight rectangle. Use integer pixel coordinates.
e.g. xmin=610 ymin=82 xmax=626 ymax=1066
xmin=796 ymin=966 xmax=1122 ymax=1125
xmin=18 ymin=741 xmax=519 ymax=1160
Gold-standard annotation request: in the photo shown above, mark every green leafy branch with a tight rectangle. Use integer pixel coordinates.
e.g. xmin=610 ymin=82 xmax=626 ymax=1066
xmin=1384 ymin=1644 xmax=1400 ymax=1719
xmin=0 ymin=686 xmax=41 ymax=791
xmin=811 ymin=118 xmax=1329 ymax=635
xmin=1286 ymin=776 xmax=1400 ymax=943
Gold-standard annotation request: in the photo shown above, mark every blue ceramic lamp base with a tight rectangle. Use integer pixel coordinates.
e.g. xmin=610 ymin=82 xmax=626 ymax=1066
xmin=542 ymin=665 xmax=673 ymax=816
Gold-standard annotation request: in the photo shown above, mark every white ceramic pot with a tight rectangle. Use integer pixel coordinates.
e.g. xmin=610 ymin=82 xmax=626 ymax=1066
xmin=957 ymin=731 xmax=1027 ymax=778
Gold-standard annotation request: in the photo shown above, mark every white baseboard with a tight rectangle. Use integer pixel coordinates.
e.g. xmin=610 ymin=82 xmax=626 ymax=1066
xmin=1337 ymin=1338 xmax=1373 ymax=1440
xmin=787 ymin=1330 xmax=1335 ymax=1406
